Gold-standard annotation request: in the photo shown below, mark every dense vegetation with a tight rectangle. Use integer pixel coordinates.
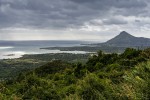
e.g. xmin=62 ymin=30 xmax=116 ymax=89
xmin=0 ymin=48 xmax=150 ymax=99
xmin=0 ymin=53 xmax=89 ymax=80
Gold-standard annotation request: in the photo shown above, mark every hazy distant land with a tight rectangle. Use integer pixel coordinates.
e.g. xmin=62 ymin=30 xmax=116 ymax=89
xmin=42 ymin=31 xmax=150 ymax=53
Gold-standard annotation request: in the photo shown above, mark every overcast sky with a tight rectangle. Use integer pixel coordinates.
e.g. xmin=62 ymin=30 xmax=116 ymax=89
xmin=0 ymin=0 xmax=150 ymax=41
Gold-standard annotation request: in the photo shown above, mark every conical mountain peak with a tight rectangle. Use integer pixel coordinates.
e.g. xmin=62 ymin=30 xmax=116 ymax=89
xmin=104 ymin=31 xmax=150 ymax=47
xmin=118 ymin=31 xmax=133 ymax=37
xmin=120 ymin=31 xmax=129 ymax=34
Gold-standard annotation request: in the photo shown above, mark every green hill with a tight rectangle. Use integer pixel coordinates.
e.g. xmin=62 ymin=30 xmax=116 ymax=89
xmin=0 ymin=48 xmax=150 ymax=99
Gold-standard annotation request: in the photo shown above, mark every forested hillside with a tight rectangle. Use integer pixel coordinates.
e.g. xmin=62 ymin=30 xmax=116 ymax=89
xmin=0 ymin=48 xmax=150 ymax=99
xmin=0 ymin=53 xmax=89 ymax=80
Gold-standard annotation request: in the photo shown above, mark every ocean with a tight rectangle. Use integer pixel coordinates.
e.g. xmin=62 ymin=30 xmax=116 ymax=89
xmin=0 ymin=40 xmax=89 ymax=59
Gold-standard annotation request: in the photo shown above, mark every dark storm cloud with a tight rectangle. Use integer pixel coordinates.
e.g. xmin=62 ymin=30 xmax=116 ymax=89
xmin=102 ymin=18 xmax=128 ymax=25
xmin=0 ymin=0 xmax=148 ymax=29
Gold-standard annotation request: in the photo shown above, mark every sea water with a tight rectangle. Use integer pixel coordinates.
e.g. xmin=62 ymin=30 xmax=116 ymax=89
xmin=0 ymin=40 xmax=89 ymax=59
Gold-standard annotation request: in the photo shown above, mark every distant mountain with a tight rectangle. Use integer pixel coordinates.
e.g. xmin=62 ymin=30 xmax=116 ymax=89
xmin=102 ymin=31 xmax=150 ymax=47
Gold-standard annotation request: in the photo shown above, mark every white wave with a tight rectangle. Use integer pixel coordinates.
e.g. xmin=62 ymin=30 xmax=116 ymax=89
xmin=0 ymin=46 xmax=14 ymax=49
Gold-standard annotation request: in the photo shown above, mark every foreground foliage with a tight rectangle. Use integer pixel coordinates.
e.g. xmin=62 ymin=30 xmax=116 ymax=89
xmin=0 ymin=48 xmax=150 ymax=100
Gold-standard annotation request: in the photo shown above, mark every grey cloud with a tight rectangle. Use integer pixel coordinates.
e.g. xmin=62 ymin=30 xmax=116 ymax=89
xmin=0 ymin=0 xmax=149 ymax=30
xmin=102 ymin=18 xmax=128 ymax=25
xmin=70 ymin=0 xmax=147 ymax=9
xmin=135 ymin=20 xmax=141 ymax=23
